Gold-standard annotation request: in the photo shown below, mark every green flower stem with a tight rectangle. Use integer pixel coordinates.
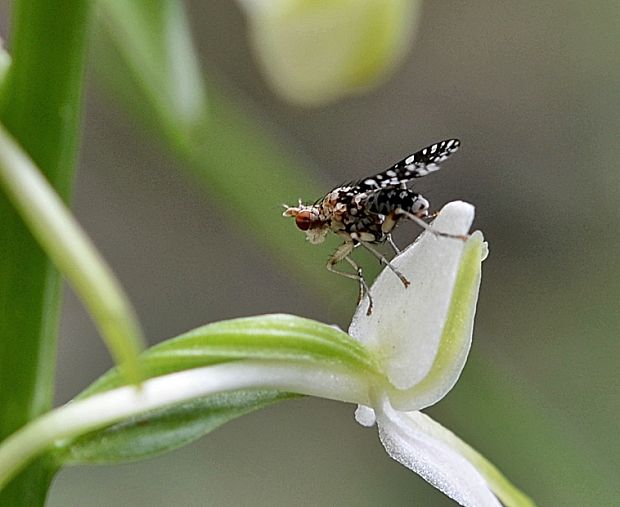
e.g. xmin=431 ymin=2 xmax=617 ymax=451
xmin=0 ymin=0 xmax=92 ymax=504
xmin=0 ymin=360 xmax=369 ymax=490
xmin=0 ymin=124 xmax=145 ymax=384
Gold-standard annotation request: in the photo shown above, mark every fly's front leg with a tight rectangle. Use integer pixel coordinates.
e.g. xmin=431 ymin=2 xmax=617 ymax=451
xmin=343 ymin=256 xmax=373 ymax=315
xmin=359 ymin=241 xmax=410 ymax=288
xmin=396 ymin=209 xmax=469 ymax=241
xmin=326 ymin=241 xmax=374 ymax=315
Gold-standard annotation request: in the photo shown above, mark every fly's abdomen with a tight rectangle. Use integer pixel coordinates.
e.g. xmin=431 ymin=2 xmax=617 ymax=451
xmin=364 ymin=188 xmax=426 ymax=216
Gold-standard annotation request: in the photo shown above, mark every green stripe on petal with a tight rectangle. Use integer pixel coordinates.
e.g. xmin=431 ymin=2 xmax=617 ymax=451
xmin=389 ymin=231 xmax=485 ymax=410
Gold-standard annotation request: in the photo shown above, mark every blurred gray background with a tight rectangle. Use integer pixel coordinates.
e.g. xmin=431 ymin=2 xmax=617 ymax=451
xmin=2 ymin=1 xmax=615 ymax=505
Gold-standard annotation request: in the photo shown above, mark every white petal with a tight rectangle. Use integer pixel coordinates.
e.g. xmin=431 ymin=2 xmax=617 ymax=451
xmin=349 ymin=201 xmax=486 ymax=410
xmin=375 ymin=401 xmax=501 ymax=507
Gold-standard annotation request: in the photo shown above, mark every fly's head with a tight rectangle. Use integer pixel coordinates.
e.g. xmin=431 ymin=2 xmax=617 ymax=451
xmin=283 ymin=201 xmax=330 ymax=244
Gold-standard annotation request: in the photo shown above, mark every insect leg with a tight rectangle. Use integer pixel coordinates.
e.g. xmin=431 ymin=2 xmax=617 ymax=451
xmin=344 ymin=256 xmax=373 ymax=315
xmin=326 ymin=242 xmax=374 ymax=315
xmin=359 ymin=242 xmax=409 ymax=288
xmin=386 ymin=233 xmax=401 ymax=255
xmin=396 ymin=209 xmax=469 ymax=241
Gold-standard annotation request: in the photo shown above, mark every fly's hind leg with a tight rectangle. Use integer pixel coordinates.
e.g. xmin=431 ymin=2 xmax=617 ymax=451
xmin=396 ymin=209 xmax=469 ymax=241
xmin=327 ymin=241 xmax=374 ymax=315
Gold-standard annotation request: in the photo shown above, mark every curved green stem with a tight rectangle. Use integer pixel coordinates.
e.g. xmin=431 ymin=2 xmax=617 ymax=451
xmin=0 ymin=0 xmax=93 ymax=504
xmin=0 ymin=360 xmax=369 ymax=490
xmin=0 ymin=124 xmax=145 ymax=384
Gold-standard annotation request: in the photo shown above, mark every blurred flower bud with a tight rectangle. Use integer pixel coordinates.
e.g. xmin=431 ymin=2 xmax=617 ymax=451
xmin=237 ymin=0 xmax=421 ymax=105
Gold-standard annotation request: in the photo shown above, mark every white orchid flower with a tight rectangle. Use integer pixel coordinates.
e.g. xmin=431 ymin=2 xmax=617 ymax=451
xmin=0 ymin=201 xmax=532 ymax=506
xmin=350 ymin=201 xmax=533 ymax=506
xmin=350 ymin=201 xmax=500 ymax=506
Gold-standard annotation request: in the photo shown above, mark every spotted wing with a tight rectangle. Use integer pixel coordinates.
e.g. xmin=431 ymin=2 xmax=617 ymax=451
xmin=352 ymin=139 xmax=461 ymax=194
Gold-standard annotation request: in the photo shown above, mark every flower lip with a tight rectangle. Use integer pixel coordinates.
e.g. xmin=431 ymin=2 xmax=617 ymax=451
xmin=373 ymin=399 xmax=503 ymax=507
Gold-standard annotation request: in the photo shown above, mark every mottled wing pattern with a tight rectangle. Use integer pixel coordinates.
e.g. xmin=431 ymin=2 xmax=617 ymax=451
xmin=351 ymin=139 xmax=461 ymax=194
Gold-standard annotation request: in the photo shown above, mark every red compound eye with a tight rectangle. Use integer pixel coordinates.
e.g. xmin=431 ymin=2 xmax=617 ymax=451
xmin=295 ymin=211 xmax=313 ymax=231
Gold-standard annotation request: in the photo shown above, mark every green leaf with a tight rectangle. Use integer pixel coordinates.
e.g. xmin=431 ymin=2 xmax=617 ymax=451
xmin=96 ymin=0 xmax=207 ymax=149
xmin=82 ymin=314 xmax=379 ymax=396
xmin=58 ymin=390 xmax=295 ymax=464
xmin=0 ymin=0 xmax=93 ymax=503
xmin=0 ymin=39 xmax=10 ymax=85
xmin=49 ymin=314 xmax=377 ymax=465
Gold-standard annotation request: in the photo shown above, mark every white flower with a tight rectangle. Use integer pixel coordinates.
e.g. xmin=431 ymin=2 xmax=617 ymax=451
xmin=350 ymin=200 xmax=503 ymax=507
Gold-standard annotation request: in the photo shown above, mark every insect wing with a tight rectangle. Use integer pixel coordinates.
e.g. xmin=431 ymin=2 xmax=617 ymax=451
xmin=352 ymin=139 xmax=461 ymax=193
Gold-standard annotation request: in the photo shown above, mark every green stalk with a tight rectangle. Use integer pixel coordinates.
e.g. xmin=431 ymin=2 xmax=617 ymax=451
xmin=0 ymin=0 xmax=92 ymax=504
xmin=0 ymin=124 xmax=145 ymax=384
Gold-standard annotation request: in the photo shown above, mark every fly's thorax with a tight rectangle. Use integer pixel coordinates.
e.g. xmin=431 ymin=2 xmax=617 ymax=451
xmin=321 ymin=189 xmax=350 ymax=221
